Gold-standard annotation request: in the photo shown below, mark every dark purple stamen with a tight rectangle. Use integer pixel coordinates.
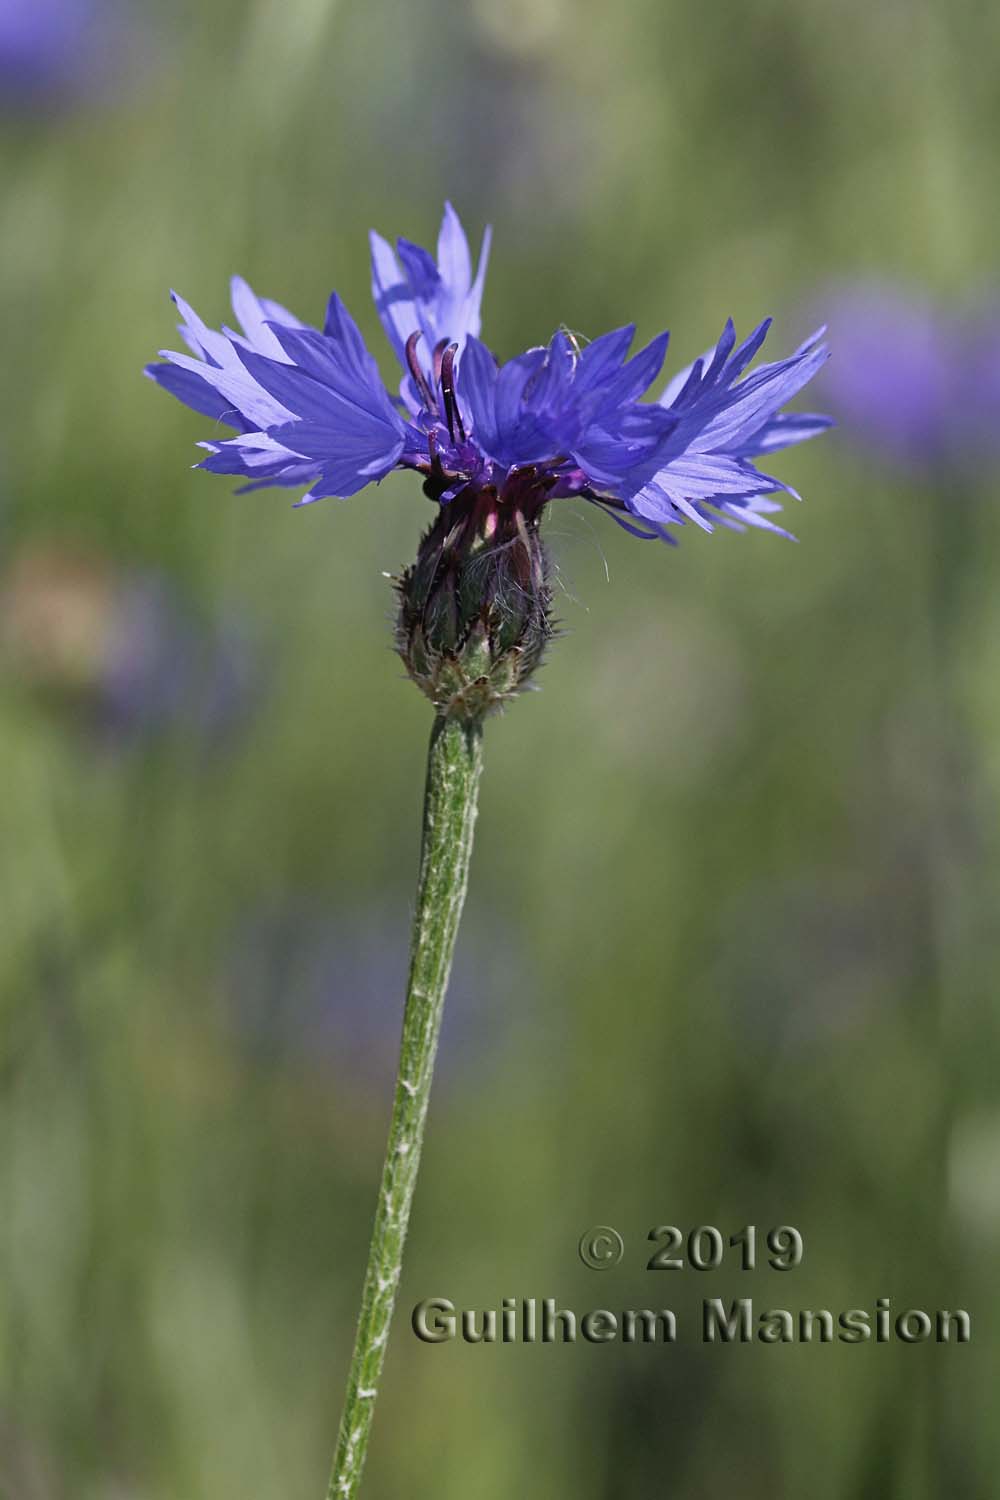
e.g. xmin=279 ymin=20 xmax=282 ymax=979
xmin=439 ymin=343 xmax=466 ymax=444
xmin=432 ymin=338 xmax=449 ymax=389
xmin=426 ymin=428 xmax=444 ymax=474
xmin=404 ymin=331 xmax=437 ymax=412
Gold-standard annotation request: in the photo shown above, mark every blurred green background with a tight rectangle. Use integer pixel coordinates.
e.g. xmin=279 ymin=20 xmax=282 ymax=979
xmin=1 ymin=0 xmax=998 ymax=1495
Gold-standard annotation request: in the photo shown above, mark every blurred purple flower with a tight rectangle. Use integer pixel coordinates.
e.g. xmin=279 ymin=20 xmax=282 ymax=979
xmin=821 ymin=281 xmax=1000 ymax=472
xmin=2 ymin=0 xmax=104 ymax=106
xmin=0 ymin=0 xmax=142 ymax=112
xmin=224 ymin=899 xmax=536 ymax=1090
xmin=0 ymin=545 xmax=260 ymax=749
xmin=962 ymin=304 xmax=1000 ymax=455
xmin=100 ymin=572 xmax=258 ymax=747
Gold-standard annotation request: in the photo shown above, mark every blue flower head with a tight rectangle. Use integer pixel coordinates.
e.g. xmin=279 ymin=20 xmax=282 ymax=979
xmin=147 ymin=206 xmax=830 ymax=716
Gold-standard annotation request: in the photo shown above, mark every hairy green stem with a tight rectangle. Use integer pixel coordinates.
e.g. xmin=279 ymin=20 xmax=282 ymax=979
xmin=325 ymin=714 xmax=485 ymax=1500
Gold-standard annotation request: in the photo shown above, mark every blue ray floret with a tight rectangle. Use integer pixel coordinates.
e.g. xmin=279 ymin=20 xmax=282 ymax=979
xmin=146 ymin=203 xmax=830 ymax=542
